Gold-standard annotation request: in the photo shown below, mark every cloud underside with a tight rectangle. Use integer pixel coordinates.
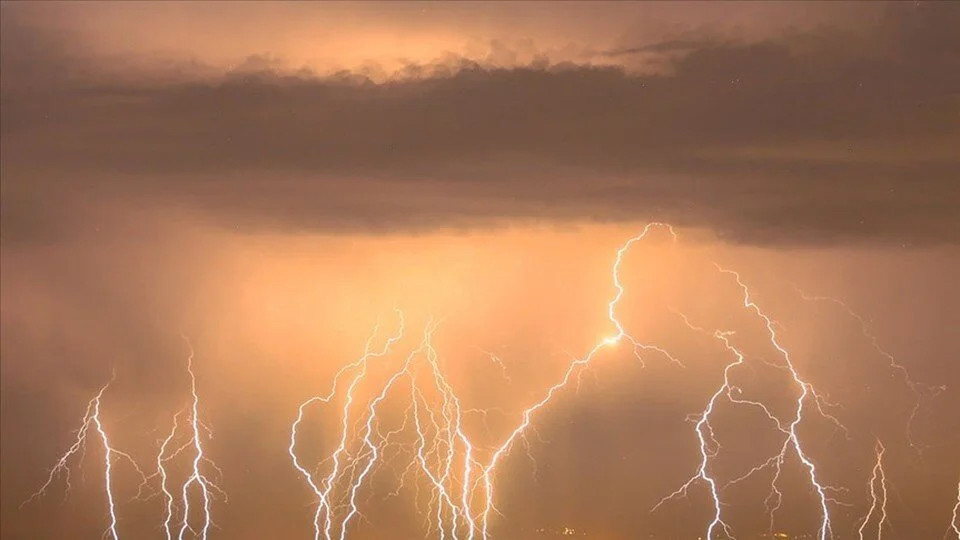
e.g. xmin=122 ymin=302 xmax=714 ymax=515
xmin=2 ymin=3 xmax=958 ymax=246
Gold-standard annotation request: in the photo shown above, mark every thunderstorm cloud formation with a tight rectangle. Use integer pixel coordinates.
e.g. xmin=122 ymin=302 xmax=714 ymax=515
xmin=2 ymin=2 xmax=958 ymax=247
xmin=2 ymin=3 xmax=959 ymax=540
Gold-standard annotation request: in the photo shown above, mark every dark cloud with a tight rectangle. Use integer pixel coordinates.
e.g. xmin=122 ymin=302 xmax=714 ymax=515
xmin=2 ymin=3 xmax=958 ymax=246
xmin=603 ymin=39 xmax=713 ymax=57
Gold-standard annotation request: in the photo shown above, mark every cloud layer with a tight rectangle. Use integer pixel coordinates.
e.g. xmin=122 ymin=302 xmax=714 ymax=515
xmin=2 ymin=3 xmax=958 ymax=245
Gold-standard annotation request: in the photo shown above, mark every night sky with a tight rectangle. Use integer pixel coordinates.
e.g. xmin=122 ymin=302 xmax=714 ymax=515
xmin=2 ymin=2 xmax=958 ymax=539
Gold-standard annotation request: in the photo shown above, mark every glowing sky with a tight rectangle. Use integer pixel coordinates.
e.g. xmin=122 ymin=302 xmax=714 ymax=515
xmin=1 ymin=2 xmax=958 ymax=539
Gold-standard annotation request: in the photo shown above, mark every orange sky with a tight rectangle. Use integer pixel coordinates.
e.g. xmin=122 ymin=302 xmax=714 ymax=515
xmin=1 ymin=2 xmax=958 ymax=539
xmin=6 ymin=1 xmax=878 ymax=76
xmin=3 ymin=220 xmax=958 ymax=538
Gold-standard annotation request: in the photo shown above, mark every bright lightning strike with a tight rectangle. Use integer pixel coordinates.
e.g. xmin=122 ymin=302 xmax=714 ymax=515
xmin=176 ymin=336 xmax=224 ymax=540
xmin=288 ymin=222 xmax=957 ymax=539
xmin=651 ymin=267 xmax=855 ymax=540
xmin=288 ymin=310 xmax=407 ymax=540
xmin=288 ymin=223 xmax=684 ymax=539
xmin=21 ymin=373 xmax=146 ymax=540
xmin=26 ymin=223 xmax=954 ymax=538
xmin=858 ymin=440 xmax=888 ymax=540
xmin=24 ymin=342 xmax=223 ymax=539
xmin=951 ymin=479 xmax=960 ymax=539
xmin=718 ymin=267 xmax=842 ymax=540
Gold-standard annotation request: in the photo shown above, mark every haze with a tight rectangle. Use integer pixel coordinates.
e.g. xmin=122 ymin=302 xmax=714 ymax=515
xmin=1 ymin=2 xmax=958 ymax=539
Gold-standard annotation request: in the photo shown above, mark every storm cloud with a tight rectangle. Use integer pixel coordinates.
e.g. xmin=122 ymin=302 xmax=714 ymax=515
xmin=2 ymin=2 xmax=958 ymax=246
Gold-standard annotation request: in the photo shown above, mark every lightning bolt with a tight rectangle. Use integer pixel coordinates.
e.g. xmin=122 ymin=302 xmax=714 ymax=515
xmin=31 ymin=223 xmax=950 ymax=539
xmin=288 ymin=223 xmax=683 ymax=539
xmin=157 ymin=411 xmax=184 ymax=539
xmin=288 ymin=310 xmax=406 ymax=539
xmin=24 ymin=342 xmax=223 ymax=539
xmin=176 ymin=336 xmax=224 ymax=540
xmin=951 ymin=479 xmax=960 ymax=539
xmin=287 ymin=222 xmax=896 ymax=539
xmin=22 ymin=372 xmax=148 ymax=539
xmin=796 ymin=290 xmax=944 ymax=455
xmin=477 ymin=223 xmax=683 ymax=537
xmin=858 ymin=440 xmax=888 ymax=540
xmin=649 ymin=328 xmax=742 ymax=540
xmin=651 ymin=268 xmax=852 ymax=540
xmin=719 ymin=267 xmax=845 ymax=540
xmin=337 ymin=321 xmax=445 ymax=539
